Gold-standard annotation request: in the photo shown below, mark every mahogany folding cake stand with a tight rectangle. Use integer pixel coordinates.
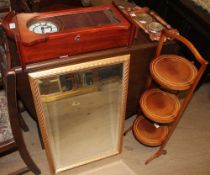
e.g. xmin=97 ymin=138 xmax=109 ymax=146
xmin=127 ymin=29 xmax=208 ymax=164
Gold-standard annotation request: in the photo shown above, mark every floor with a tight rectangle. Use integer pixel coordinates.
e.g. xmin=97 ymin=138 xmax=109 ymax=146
xmin=0 ymin=83 xmax=210 ymax=175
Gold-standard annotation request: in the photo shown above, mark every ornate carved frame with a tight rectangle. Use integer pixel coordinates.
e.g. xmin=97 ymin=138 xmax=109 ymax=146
xmin=28 ymin=54 xmax=130 ymax=174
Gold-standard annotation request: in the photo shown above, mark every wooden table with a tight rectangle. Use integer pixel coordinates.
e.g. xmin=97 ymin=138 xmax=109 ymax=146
xmin=0 ymin=28 xmax=177 ymax=119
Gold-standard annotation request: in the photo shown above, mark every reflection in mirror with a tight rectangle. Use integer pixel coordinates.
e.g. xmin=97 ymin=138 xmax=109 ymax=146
xmin=29 ymin=55 xmax=129 ymax=173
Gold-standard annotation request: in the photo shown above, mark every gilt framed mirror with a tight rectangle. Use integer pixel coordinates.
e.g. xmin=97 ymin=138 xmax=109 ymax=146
xmin=28 ymin=54 xmax=130 ymax=174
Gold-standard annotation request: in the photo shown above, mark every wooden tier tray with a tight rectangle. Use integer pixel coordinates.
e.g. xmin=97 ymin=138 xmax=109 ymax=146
xmin=115 ymin=3 xmax=178 ymax=41
xmin=140 ymin=89 xmax=180 ymax=123
xmin=132 ymin=116 xmax=168 ymax=147
xmin=150 ymin=55 xmax=198 ymax=90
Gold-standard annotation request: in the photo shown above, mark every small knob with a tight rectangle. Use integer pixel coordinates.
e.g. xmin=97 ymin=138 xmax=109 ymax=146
xmin=74 ymin=34 xmax=80 ymax=41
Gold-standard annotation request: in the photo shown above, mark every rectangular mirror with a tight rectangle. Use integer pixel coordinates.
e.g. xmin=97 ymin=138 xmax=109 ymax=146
xmin=29 ymin=55 xmax=130 ymax=174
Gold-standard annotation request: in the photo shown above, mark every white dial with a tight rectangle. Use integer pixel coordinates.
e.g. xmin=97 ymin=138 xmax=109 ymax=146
xmin=28 ymin=21 xmax=59 ymax=34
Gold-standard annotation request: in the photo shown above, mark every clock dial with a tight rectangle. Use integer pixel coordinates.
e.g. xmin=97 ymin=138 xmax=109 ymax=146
xmin=28 ymin=21 xmax=59 ymax=34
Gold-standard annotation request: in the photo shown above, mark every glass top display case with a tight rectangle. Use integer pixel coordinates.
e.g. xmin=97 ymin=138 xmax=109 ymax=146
xmin=28 ymin=8 xmax=121 ymax=34
xmin=2 ymin=3 xmax=134 ymax=68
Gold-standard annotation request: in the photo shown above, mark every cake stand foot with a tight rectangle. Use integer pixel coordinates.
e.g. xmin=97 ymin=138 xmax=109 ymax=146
xmin=145 ymin=149 xmax=167 ymax=165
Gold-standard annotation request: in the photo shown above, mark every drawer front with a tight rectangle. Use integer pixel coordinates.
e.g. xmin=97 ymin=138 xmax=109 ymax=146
xmin=19 ymin=28 xmax=131 ymax=64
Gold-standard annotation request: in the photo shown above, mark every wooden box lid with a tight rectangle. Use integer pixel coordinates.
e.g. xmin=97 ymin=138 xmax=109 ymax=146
xmin=132 ymin=116 xmax=168 ymax=147
xmin=140 ymin=89 xmax=180 ymax=123
xmin=150 ymin=55 xmax=197 ymax=90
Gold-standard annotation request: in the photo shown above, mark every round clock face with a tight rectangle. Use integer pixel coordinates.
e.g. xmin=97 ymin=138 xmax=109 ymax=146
xmin=28 ymin=21 xmax=59 ymax=34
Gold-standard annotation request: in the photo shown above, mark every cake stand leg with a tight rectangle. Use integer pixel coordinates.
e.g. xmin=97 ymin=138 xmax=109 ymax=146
xmin=145 ymin=149 xmax=167 ymax=165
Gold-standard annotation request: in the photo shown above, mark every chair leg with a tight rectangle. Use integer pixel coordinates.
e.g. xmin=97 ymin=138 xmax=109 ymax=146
xmin=18 ymin=112 xmax=29 ymax=132
xmin=17 ymin=100 xmax=29 ymax=132
xmin=6 ymin=72 xmax=41 ymax=175
xmin=18 ymin=144 xmax=41 ymax=174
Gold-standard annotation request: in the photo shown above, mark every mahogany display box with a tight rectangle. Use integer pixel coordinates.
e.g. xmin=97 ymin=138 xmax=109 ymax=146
xmin=2 ymin=3 xmax=135 ymax=68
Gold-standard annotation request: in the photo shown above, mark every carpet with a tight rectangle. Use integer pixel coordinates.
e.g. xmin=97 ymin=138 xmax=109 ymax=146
xmin=78 ymin=160 xmax=137 ymax=175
